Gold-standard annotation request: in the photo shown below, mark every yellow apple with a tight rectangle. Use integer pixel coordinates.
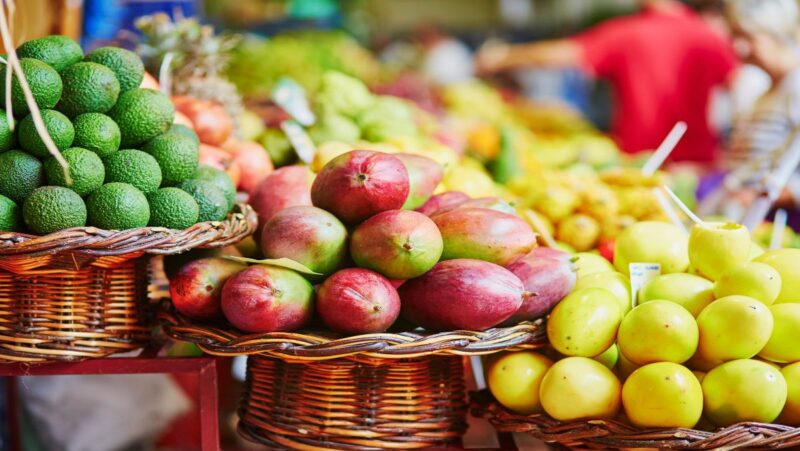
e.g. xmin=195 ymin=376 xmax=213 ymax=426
xmin=614 ymin=221 xmax=689 ymax=275
xmin=638 ymin=273 xmax=714 ymax=317
xmin=696 ymin=296 xmax=773 ymax=362
xmin=540 ymin=357 xmax=621 ymax=421
xmin=574 ymin=252 xmax=614 ymax=278
xmin=623 ymin=362 xmax=703 ymax=428
xmin=617 ymin=301 xmax=698 ymax=365
xmin=689 ymin=222 xmax=751 ymax=281
xmin=760 ymin=304 xmax=800 ymax=363
xmin=714 ymin=262 xmax=781 ymax=305
xmin=487 ymin=351 xmax=553 ymax=414
xmin=547 ymin=287 xmax=623 ymax=357
xmin=574 ymin=271 xmax=632 ymax=315
xmin=702 ymin=359 xmax=787 ymax=426
xmin=755 ymin=249 xmax=800 ymax=303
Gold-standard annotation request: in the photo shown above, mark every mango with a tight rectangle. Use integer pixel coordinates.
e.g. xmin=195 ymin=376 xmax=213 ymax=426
xmin=433 ymin=207 xmax=536 ymax=266
xmin=399 ymin=259 xmax=526 ymax=331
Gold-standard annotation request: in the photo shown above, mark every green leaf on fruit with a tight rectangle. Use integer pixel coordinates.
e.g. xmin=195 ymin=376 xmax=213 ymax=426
xmin=223 ymin=256 xmax=322 ymax=276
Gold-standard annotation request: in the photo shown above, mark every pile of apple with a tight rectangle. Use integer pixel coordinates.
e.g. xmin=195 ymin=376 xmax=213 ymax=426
xmin=168 ymin=149 xmax=578 ymax=335
xmin=488 ymin=220 xmax=800 ymax=430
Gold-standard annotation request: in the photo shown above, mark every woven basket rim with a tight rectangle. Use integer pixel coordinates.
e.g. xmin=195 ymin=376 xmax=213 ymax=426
xmin=471 ymin=390 xmax=800 ymax=450
xmin=159 ymin=305 xmax=547 ymax=360
xmin=0 ymin=203 xmax=257 ymax=257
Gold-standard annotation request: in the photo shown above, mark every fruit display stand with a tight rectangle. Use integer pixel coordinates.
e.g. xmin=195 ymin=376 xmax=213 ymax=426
xmin=160 ymin=307 xmax=546 ymax=450
xmin=0 ymin=203 xmax=256 ymax=362
xmin=472 ymin=390 xmax=800 ymax=449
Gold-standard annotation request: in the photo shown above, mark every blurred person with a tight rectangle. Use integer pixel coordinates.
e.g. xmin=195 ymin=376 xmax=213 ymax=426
xmin=697 ymin=0 xmax=771 ymax=134
xmin=699 ymin=0 xmax=800 ymax=221
xmin=476 ymin=0 xmax=737 ymax=164
xmin=416 ymin=25 xmax=475 ymax=85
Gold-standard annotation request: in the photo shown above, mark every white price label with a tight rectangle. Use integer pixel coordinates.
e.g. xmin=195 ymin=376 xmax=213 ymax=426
xmin=629 ymin=263 xmax=661 ymax=309
xmin=272 ymin=78 xmax=316 ymax=126
xmin=281 ymin=120 xmax=316 ymax=164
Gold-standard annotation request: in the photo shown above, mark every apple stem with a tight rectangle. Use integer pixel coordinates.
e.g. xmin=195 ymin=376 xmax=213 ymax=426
xmin=661 ymin=185 xmax=704 ymax=225
xmin=771 ymin=209 xmax=788 ymax=250
xmin=642 ymin=121 xmax=687 ymax=176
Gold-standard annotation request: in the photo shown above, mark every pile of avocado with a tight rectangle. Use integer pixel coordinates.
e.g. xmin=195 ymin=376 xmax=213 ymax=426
xmin=0 ymin=36 xmax=237 ymax=235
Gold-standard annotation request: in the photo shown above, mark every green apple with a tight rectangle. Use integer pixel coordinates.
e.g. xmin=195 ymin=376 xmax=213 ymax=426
xmin=755 ymin=249 xmax=800 ymax=303
xmin=702 ymin=359 xmax=787 ymax=426
xmin=638 ymin=273 xmax=714 ymax=317
xmin=547 ymin=287 xmax=623 ymax=357
xmin=574 ymin=271 xmax=631 ymax=315
xmin=696 ymin=295 xmax=773 ymax=362
xmin=574 ymin=252 xmax=614 ymax=278
xmin=614 ymin=221 xmax=689 ymax=275
xmin=760 ymin=304 xmax=800 ymax=363
xmin=714 ymin=262 xmax=781 ymax=305
xmin=593 ymin=343 xmax=620 ymax=370
xmin=779 ymin=362 xmax=800 ymax=425
xmin=623 ymin=362 xmax=703 ymax=428
xmin=617 ymin=301 xmax=698 ymax=365
xmin=688 ymin=222 xmax=751 ymax=281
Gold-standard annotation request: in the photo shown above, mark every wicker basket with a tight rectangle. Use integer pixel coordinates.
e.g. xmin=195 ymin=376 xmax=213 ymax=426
xmin=0 ymin=203 xmax=257 ymax=363
xmin=161 ymin=307 xmax=547 ymax=449
xmin=239 ymin=355 xmax=468 ymax=450
xmin=472 ymin=390 xmax=800 ymax=450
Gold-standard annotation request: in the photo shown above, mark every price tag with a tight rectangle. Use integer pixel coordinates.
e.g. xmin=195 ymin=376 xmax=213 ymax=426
xmin=629 ymin=263 xmax=661 ymax=309
xmin=281 ymin=120 xmax=316 ymax=164
xmin=271 ymin=77 xmax=315 ymax=126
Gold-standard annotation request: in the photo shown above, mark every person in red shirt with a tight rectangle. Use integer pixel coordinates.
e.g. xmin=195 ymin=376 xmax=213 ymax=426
xmin=476 ymin=0 xmax=737 ymax=164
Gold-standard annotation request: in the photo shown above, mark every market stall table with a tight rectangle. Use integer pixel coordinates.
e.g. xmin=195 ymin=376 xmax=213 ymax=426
xmin=1 ymin=354 xmax=219 ymax=451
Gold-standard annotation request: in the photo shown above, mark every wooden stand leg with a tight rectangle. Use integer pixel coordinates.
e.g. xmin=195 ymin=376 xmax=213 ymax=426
xmin=198 ymin=359 xmax=220 ymax=451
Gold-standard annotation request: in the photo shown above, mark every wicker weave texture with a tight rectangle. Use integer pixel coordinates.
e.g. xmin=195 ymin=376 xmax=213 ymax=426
xmin=0 ymin=256 xmax=151 ymax=362
xmin=238 ymin=355 xmax=468 ymax=450
xmin=472 ymin=391 xmax=800 ymax=450
xmin=0 ymin=204 xmax=257 ymax=362
xmin=160 ymin=309 xmax=547 ymax=360
xmin=0 ymin=204 xmax=257 ymax=257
